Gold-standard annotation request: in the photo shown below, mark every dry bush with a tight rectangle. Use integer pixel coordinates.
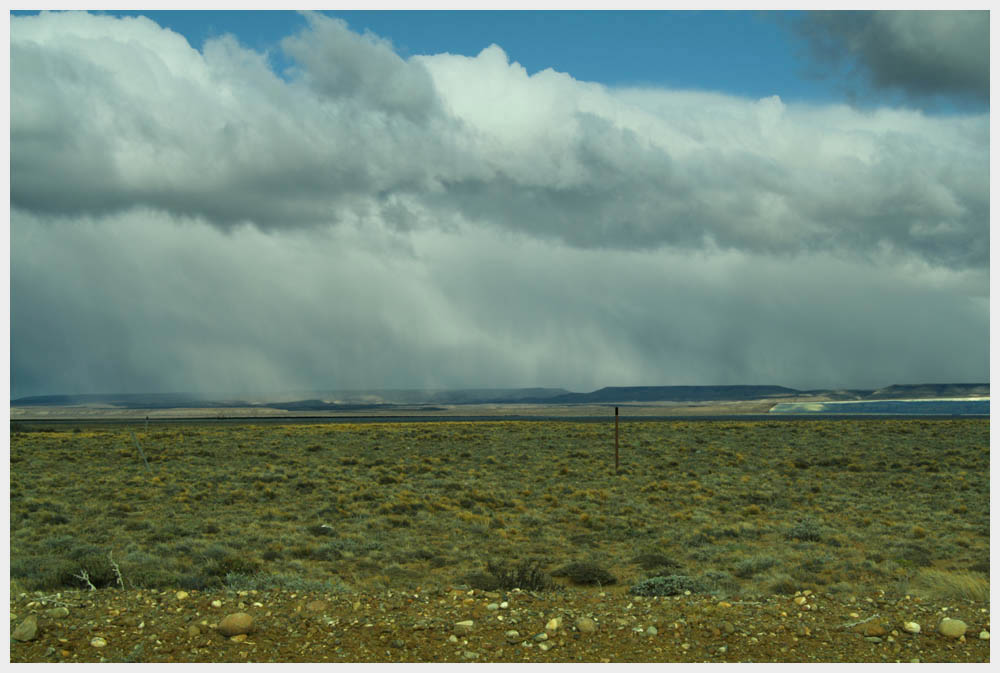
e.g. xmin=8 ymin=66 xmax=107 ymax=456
xmin=908 ymin=569 xmax=989 ymax=602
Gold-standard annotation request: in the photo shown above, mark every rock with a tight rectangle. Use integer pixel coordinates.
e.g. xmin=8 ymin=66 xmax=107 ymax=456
xmin=187 ymin=625 xmax=201 ymax=637
xmin=448 ymin=635 xmax=459 ymax=643
xmin=218 ymin=612 xmax=254 ymax=637
xmin=793 ymin=596 xmax=807 ymax=605
xmin=305 ymin=600 xmax=327 ymax=613
xmin=534 ymin=632 xmax=548 ymax=642
xmin=575 ymin=617 xmax=597 ymax=633
xmin=500 ymin=601 xmax=509 ymax=609
xmin=504 ymin=630 xmax=521 ymax=643
xmin=864 ymin=636 xmax=882 ymax=643
xmin=979 ymin=631 xmax=989 ymax=640
xmin=45 ymin=607 xmax=69 ymax=618
xmin=645 ymin=625 xmax=658 ymax=636
xmin=545 ymin=617 xmax=562 ymax=632
xmin=390 ymin=639 xmax=405 ymax=648
xmin=538 ymin=642 xmax=551 ymax=651
xmin=454 ymin=620 xmax=475 ymax=635
xmin=462 ymin=650 xmax=479 ymax=660
xmin=721 ymin=621 xmax=736 ymax=635
xmin=863 ymin=623 xmax=887 ymax=637
xmin=230 ymin=634 xmax=247 ymax=643
xmin=175 ymin=591 xmax=189 ymax=600
xmin=902 ymin=622 xmax=921 ymax=634
xmin=12 ymin=615 xmax=38 ymax=641
xmin=91 ymin=637 xmax=107 ymax=648
xmin=938 ymin=618 xmax=967 ymax=639
xmin=486 ymin=603 xmax=499 ymax=611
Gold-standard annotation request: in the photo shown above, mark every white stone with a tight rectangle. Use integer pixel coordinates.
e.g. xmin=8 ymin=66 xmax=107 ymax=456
xmin=545 ymin=617 xmax=562 ymax=632
xmin=454 ymin=620 xmax=475 ymax=635
xmin=91 ymin=637 xmax=107 ymax=648
xmin=938 ymin=618 xmax=967 ymax=639
xmin=500 ymin=601 xmax=509 ymax=609
xmin=902 ymin=622 xmax=921 ymax=634
xmin=979 ymin=631 xmax=989 ymax=640
xmin=175 ymin=591 xmax=189 ymax=600
xmin=211 ymin=600 xmax=222 ymax=608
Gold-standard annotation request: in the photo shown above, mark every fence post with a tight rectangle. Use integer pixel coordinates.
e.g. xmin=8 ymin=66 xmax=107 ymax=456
xmin=131 ymin=431 xmax=151 ymax=473
xmin=615 ymin=407 xmax=618 ymax=474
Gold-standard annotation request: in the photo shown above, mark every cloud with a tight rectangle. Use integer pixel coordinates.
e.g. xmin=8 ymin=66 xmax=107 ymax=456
xmin=8 ymin=11 xmax=989 ymax=397
xmin=793 ymin=10 xmax=989 ymax=103
xmin=10 ymin=208 xmax=988 ymax=397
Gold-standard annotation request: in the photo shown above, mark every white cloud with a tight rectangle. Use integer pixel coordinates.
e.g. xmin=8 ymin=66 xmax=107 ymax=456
xmin=9 ymin=11 xmax=989 ymax=396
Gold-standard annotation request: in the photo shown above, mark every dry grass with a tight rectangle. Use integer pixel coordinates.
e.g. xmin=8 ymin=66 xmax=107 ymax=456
xmin=9 ymin=418 xmax=990 ymax=600
xmin=907 ymin=568 xmax=990 ymax=603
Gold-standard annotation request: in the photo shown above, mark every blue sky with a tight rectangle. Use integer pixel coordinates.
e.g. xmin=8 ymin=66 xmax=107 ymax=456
xmin=94 ymin=11 xmax=824 ymax=99
xmin=17 ymin=8 xmax=988 ymax=111
xmin=9 ymin=10 xmax=990 ymax=396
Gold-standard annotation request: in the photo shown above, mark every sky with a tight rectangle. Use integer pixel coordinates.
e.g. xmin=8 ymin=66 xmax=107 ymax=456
xmin=8 ymin=8 xmax=992 ymax=397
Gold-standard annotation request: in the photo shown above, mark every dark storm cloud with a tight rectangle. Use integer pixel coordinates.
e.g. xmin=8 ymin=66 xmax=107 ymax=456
xmin=794 ymin=10 xmax=989 ymax=103
xmin=8 ymin=11 xmax=989 ymax=398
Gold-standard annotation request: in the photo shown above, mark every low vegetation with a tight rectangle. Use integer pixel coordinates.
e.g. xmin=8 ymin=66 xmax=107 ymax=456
xmin=9 ymin=419 xmax=989 ymax=603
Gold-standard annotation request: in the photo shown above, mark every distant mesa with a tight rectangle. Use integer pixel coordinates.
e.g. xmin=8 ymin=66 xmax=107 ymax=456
xmin=9 ymin=383 xmax=989 ymax=411
xmin=866 ymin=383 xmax=989 ymax=400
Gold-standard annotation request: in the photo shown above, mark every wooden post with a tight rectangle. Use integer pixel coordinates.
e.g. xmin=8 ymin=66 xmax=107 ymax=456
xmin=131 ymin=431 xmax=151 ymax=473
xmin=615 ymin=406 xmax=619 ymax=473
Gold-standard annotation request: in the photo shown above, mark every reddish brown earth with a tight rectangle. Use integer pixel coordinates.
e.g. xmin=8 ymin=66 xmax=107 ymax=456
xmin=9 ymin=583 xmax=990 ymax=663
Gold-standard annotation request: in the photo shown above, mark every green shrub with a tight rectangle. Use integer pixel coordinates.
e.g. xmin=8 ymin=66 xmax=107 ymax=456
xmin=734 ymin=554 xmax=779 ymax=578
xmin=785 ymin=520 xmax=823 ymax=542
xmin=553 ymin=562 xmax=617 ymax=586
xmin=629 ymin=575 xmax=709 ymax=597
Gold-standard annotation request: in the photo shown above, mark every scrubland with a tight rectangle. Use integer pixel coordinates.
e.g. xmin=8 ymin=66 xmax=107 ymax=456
xmin=9 ymin=419 xmax=990 ymax=603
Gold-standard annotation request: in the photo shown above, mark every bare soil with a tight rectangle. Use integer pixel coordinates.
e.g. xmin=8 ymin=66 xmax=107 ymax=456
xmin=9 ymin=583 xmax=990 ymax=663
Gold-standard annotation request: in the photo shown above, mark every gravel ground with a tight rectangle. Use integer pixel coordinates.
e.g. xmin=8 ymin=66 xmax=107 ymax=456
xmin=9 ymin=583 xmax=990 ymax=663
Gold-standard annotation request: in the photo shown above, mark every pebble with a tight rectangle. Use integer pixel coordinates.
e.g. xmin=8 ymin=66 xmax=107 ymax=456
xmin=229 ymin=634 xmax=247 ymax=643
xmin=305 ymin=600 xmax=327 ymax=613
xmin=448 ymin=635 xmax=459 ymax=643
xmin=175 ymin=591 xmax=189 ymax=600
xmin=504 ymin=630 xmax=521 ymax=643
xmin=486 ymin=603 xmax=499 ymax=611
xmin=463 ymin=650 xmax=479 ymax=659
xmin=938 ymin=618 xmax=967 ymax=639
xmin=218 ymin=613 xmax=254 ymax=637
xmin=545 ymin=617 xmax=562 ymax=632
xmin=454 ymin=620 xmax=475 ymax=635
xmin=794 ymin=596 xmax=807 ymax=605
xmin=534 ymin=632 xmax=548 ymax=642
xmin=391 ymin=639 xmax=405 ymax=648
xmin=979 ymin=631 xmax=990 ymax=640
xmin=45 ymin=607 xmax=69 ymax=618
xmin=721 ymin=621 xmax=735 ymax=635
xmin=187 ymin=625 xmax=200 ymax=637
xmin=645 ymin=626 xmax=658 ymax=636
xmin=12 ymin=615 xmax=38 ymax=641
xmin=500 ymin=601 xmax=509 ymax=609
xmin=538 ymin=642 xmax=551 ymax=652
xmin=211 ymin=600 xmax=223 ymax=608
xmin=90 ymin=637 xmax=107 ymax=648
xmin=575 ymin=617 xmax=597 ymax=633
xmin=902 ymin=621 xmax=921 ymax=634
